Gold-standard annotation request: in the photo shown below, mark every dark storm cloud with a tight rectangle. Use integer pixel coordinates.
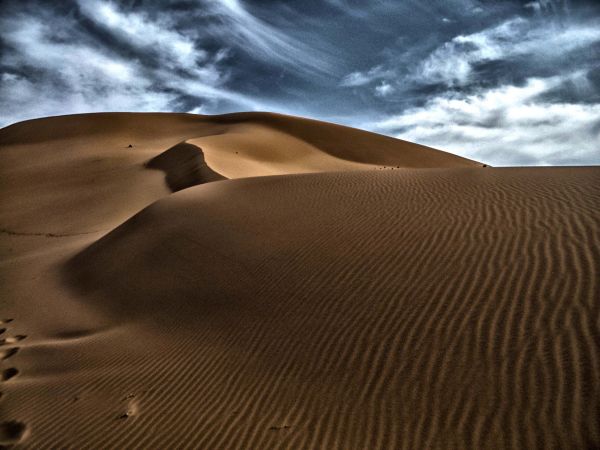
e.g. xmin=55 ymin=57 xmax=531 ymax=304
xmin=0 ymin=0 xmax=599 ymax=165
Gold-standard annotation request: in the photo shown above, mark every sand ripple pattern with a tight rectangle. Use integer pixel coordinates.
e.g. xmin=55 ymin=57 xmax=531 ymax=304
xmin=10 ymin=167 xmax=598 ymax=449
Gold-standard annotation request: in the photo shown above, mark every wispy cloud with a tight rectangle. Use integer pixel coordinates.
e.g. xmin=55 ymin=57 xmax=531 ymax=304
xmin=78 ymin=0 xmax=206 ymax=70
xmin=374 ymin=81 xmax=395 ymax=97
xmin=375 ymin=75 xmax=600 ymax=165
xmin=340 ymin=65 xmax=393 ymax=87
xmin=207 ymin=0 xmax=337 ymax=76
xmin=351 ymin=9 xmax=600 ymax=165
xmin=418 ymin=17 xmax=600 ymax=87
xmin=0 ymin=14 xmax=168 ymax=118
xmin=0 ymin=1 xmax=270 ymax=126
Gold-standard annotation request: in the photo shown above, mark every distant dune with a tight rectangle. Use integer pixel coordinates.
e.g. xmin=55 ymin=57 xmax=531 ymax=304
xmin=0 ymin=113 xmax=598 ymax=449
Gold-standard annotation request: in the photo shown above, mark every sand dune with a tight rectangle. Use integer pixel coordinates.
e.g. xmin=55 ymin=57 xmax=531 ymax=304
xmin=0 ymin=112 xmax=478 ymax=236
xmin=1 ymin=113 xmax=598 ymax=449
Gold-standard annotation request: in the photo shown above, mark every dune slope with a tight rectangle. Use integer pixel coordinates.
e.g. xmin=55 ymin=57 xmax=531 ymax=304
xmin=1 ymin=113 xmax=598 ymax=449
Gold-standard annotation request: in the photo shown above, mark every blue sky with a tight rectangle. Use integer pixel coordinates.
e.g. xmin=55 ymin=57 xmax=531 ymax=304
xmin=1 ymin=0 xmax=599 ymax=165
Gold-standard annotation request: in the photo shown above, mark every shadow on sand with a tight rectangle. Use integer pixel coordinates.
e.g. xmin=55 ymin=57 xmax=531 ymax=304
xmin=144 ymin=142 xmax=226 ymax=192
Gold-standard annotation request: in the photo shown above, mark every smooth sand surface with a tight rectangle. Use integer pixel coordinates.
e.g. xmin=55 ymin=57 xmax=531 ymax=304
xmin=0 ymin=112 xmax=598 ymax=449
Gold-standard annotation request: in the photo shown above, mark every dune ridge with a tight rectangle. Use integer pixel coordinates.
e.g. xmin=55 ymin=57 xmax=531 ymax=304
xmin=1 ymin=113 xmax=598 ymax=449
xmin=0 ymin=113 xmax=478 ymax=237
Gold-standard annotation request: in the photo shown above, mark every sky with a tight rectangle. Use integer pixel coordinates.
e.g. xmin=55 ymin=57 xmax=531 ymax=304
xmin=1 ymin=0 xmax=599 ymax=165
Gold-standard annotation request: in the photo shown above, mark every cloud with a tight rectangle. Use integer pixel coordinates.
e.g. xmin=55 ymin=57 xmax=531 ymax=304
xmin=78 ymin=0 xmax=206 ymax=70
xmin=340 ymin=65 xmax=393 ymax=87
xmin=374 ymin=82 xmax=395 ymax=97
xmin=0 ymin=69 xmax=173 ymax=125
xmin=0 ymin=0 xmax=598 ymax=166
xmin=375 ymin=75 xmax=600 ymax=165
xmin=0 ymin=15 xmax=166 ymax=113
xmin=207 ymin=0 xmax=337 ymax=77
xmin=524 ymin=0 xmax=571 ymax=16
xmin=418 ymin=17 xmax=600 ymax=86
xmin=0 ymin=2 xmax=270 ymax=126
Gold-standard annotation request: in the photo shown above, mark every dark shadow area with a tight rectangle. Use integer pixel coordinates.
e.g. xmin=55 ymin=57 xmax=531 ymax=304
xmin=52 ymin=329 xmax=96 ymax=340
xmin=0 ymin=420 xmax=27 ymax=445
xmin=145 ymin=142 xmax=226 ymax=192
xmin=1 ymin=367 xmax=18 ymax=381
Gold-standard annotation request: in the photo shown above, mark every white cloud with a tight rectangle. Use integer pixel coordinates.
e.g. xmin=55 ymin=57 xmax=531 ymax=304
xmin=0 ymin=5 xmax=272 ymax=126
xmin=78 ymin=0 xmax=223 ymax=87
xmin=375 ymin=76 xmax=600 ymax=166
xmin=340 ymin=65 xmax=393 ymax=87
xmin=0 ymin=69 xmax=174 ymax=126
xmin=419 ymin=17 xmax=600 ymax=86
xmin=340 ymin=71 xmax=372 ymax=87
xmin=208 ymin=0 xmax=336 ymax=76
xmin=524 ymin=0 xmax=568 ymax=15
xmin=1 ymin=17 xmax=145 ymax=91
xmin=79 ymin=0 xmax=205 ymax=68
xmin=375 ymin=82 xmax=395 ymax=97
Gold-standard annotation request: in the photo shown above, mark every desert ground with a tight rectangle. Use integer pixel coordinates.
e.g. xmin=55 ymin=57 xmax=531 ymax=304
xmin=0 ymin=112 xmax=598 ymax=449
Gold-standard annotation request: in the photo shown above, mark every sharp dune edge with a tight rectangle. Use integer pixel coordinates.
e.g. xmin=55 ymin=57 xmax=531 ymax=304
xmin=0 ymin=112 xmax=598 ymax=449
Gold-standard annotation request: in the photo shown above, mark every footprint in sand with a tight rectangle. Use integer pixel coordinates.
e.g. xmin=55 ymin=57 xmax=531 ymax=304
xmin=0 ymin=421 xmax=28 ymax=446
xmin=0 ymin=333 xmax=25 ymax=363
xmin=1 ymin=348 xmax=19 ymax=361
xmin=2 ymin=367 xmax=19 ymax=382
xmin=0 ymin=320 xmax=29 ymax=446
xmin=117 ymin=394 xmax=139 ymax=420
xmin=0 ymin=335 xmax=27 ymax=346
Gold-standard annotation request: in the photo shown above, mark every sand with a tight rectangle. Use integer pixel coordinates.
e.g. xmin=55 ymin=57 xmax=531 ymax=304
xmin=0 ymin=112 xmax=598 ymax=449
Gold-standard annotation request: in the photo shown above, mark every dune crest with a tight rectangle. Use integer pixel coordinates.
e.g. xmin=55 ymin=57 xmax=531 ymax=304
xmin=0 ymin=112 xmax=479 ymax=236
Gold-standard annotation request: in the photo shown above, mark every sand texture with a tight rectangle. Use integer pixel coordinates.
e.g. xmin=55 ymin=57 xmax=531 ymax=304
xmin=1 ymin=112 xmax=599 ymax=449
